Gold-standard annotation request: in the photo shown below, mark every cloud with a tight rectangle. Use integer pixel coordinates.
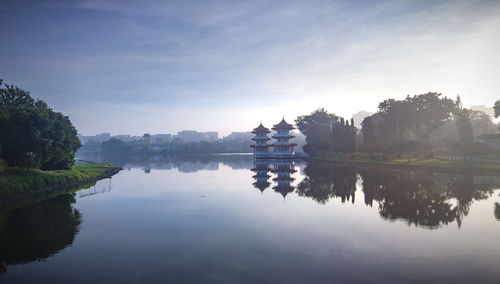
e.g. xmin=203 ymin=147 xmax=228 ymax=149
xmin=1 ymin=0 xmax=500 ymax=135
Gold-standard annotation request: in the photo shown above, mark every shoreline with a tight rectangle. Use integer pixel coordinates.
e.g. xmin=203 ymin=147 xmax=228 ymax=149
xmin=308 ymin=156 xmax=500 ymax=174
xmin=0 ymin=164 xmax=121 ymax=208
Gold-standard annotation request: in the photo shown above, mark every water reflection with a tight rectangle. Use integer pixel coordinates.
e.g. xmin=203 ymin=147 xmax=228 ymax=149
xmin=86 ymin=153 xmax=254 ymax=173
xmin=246 ymin=158 xmax=500 ymax=229
xmin=0 ymin=194 xmax=81 ymax=274
xmin=2 ymin=155 xmax=500 ymax=282
xmin=297 ymin=163 xmax=357 ymax=204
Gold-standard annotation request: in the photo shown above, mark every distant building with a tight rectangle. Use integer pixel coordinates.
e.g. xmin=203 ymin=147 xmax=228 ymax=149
xmin=176 ymin=130 xmax=218 ymax=143
xmin=151 ymin=134 xmax=173 ymax=144
xmin=352 ymin=111 xmax=373 ymax=129
xmin=471 ymin=105 xmax=495 ymax=120
xmin=78 ymin=132 xmax=111 ymax=144
xmin=204 ymin=131 xmax=219 ymax=141
xmin=224 ymin=132 xmax=253 ymax=141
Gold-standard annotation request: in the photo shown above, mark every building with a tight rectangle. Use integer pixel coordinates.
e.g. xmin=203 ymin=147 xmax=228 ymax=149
xmin=271 ymin=118 xmax=297 ymax=159
xmin=250 ymin=123 xmax=271 ymax=158
xmin=223 ymin=132 xmax=253 ymax=141
xmin=251 ymin=118 xmax=298 ymax=159
xmin=176 ymin=130 xmax=219 ymax=143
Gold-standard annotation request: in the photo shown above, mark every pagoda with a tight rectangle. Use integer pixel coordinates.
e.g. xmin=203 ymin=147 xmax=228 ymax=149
xmin=251 ymin=123 xmax=272 ymax=159
xmin=251 ymin=160 xmax=271 ymax=193
xmin=272 ymin=160 xmax=297 ymax=198
xmin=271 ymin=118 xmax=297 ymax=159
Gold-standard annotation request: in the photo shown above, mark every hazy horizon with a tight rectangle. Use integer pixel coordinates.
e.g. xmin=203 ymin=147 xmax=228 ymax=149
xmin=1 ymin=0 xmax=500 ymax=136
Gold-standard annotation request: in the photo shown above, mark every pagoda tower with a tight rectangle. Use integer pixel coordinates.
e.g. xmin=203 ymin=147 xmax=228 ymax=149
xmin=251 ymin=123 xmax=271 ymax=159
xmin=271 ymin=118 xmax=297 ymax=159
xmin=272 ymin=160 xmax=297 ymax=198
xmin=251 ymin=160 xmax=271 ymax=193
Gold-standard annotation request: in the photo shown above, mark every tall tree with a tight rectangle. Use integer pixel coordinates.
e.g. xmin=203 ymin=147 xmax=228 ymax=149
xmin=296 ymin=108 xmax=338 ymax=156
xmin=0 ymin=80 xmax=81 ymax=169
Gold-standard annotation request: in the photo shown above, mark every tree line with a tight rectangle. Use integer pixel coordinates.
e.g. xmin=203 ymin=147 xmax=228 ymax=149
xmin=296 ymin=92 xmax=499 ymax=160
xmin=0 ymin=80 xmax=81 ymax=170
xmin=295 ymin=108 xmax=356 ymax=156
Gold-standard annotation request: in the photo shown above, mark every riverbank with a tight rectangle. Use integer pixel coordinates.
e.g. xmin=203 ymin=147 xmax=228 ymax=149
xmin=310 ymin=156 xmax=500 ymax=173
xmin=0 ymin=163 xmax=121 ymax=198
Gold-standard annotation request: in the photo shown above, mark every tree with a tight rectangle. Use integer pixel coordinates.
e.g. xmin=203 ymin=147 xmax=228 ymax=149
xmin=296 ymin=108 xmax=339 ymax=156
xmin=361 ymin=92 xmax=457 ymax=158
xmin=0 ymin=80 xmax=81 ymax=169
xmin=494 ymin=100 xmax=500 ymax=118
xmin=455 ymin=108 xmax=474 ymax=160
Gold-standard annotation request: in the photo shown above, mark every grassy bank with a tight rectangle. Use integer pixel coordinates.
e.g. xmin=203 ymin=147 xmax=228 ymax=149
xmin=311 ymin=156 xmax=500 ymax=172
xmin=0 ymin=163 xmax=118 ymax=197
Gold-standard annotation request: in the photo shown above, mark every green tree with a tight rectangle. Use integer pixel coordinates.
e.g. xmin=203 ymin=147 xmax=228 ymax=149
xmin=361 ymin=92 xmax=457 ymax=158
xmin=0 ymin=80 xmax=81 ymax=169
xmin=295 ymin=108 xmax=339 ymax=156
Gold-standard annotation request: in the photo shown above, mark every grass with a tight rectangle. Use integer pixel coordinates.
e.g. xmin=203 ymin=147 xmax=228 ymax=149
xmin=312 ymin=155 xmax=500 ymax=171
xmin=0 ymin=163 xmax=116 ymax=197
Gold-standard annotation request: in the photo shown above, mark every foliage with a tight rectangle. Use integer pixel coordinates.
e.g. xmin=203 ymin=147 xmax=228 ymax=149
xmin=0 ymin=80 xmax=81 ymax=169
xmin=454 ymin=108 xmax=474 ymax=160
xmin=0 ymin=163 xmax=114 ymax=197
xmin=295 ymin=108 xmax=355 ymax=155
xmin=494 ymin=100 xmax=500 ymax=118
xmin=361 ymin=92 xmax=457 ymax=157
xmin=0 ymin=194 xmax=81 ymax=274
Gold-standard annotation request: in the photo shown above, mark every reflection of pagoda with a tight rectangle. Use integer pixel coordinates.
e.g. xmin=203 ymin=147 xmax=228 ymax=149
xmin=251 ymin=161 xmax=271 ymax=192
xmin=271 ymin=118 xmax=297 ymax=159
xmin=272 ymin=160 xmax=297 ymax=198
xmin=250 ymin=123 xmax=271 ymax=159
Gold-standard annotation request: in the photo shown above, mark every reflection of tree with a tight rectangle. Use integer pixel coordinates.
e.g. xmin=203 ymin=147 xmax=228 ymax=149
xmin=358 ymin=169 xmax=498 ymax=229
xmin=444 ymin=173 xmax=495 ymax=227
xmin=296 ymin=163 xmax=357 ymax=204
xmin=495 ymin=203 xmax=500 ymax=221
xmin=0 ymin=194 xmax=81 ymax=274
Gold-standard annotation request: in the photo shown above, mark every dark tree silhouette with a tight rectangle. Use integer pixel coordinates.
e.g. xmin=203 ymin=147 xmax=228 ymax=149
xmin=0 ymin=80 xmax=81 ymax=169
xmin=0 ymin=194 xmax=81 ymax=274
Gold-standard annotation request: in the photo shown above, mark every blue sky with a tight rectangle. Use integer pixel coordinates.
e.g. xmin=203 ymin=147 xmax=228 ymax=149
xmin=1 ymin=0 xmax=499 ymax=136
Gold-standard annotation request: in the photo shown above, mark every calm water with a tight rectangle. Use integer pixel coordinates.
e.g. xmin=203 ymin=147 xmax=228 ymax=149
xmin=1 ymin=154 xmax=500 ymax=283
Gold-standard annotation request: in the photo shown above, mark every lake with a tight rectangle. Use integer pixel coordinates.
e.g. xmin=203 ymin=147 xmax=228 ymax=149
xmin=1 ymin=154 xmax=500 ymax=283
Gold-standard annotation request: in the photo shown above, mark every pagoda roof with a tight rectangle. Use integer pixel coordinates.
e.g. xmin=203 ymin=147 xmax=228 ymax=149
xmin=253 ymin=181 xmax=271 ymax=192
xmin=252 ymin=123 xmax=271 ymax=134
xmin=273 ymin=184 xmax=295 ymax=197
xmin=272 ymin=118 xmax=295 ymax=130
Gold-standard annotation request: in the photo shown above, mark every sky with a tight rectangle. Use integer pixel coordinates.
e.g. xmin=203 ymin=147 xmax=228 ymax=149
xmin=1 ymin=0 xmax=499 ymax=136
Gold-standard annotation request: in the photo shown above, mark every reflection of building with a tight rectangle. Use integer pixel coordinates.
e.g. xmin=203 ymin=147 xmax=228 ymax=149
xmin=250 ymin=123 xmax=271 ymax=158
xmin=251 ymin=160 xmax=271 ymax=192
xmin=272 ymin=160 xmax=296 ymax=198
xmin=251 ymin=160 xmax=272 ymax=192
